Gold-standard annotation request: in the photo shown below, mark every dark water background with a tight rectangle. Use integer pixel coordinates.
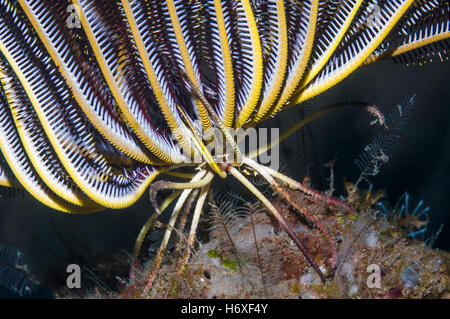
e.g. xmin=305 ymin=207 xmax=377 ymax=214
xmin=0 ymin=59 xmax=448 ymax=297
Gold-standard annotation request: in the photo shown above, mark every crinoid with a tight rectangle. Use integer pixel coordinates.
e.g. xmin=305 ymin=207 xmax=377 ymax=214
xmin=0 ymin=0 xmax=448 ymax=295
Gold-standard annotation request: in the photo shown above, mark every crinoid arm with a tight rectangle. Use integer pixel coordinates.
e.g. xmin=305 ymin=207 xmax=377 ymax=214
xmin=285 ymin=0 xmax=450 ymax=110
xmin=364 ymin=1 xmax=450 ymax=66
xmin=0 ymin=0 xmax=447 ymax=211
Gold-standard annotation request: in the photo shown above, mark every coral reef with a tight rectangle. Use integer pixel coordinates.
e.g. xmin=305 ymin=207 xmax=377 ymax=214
xmin=70 ymin=183 xmax=448 ymax=299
